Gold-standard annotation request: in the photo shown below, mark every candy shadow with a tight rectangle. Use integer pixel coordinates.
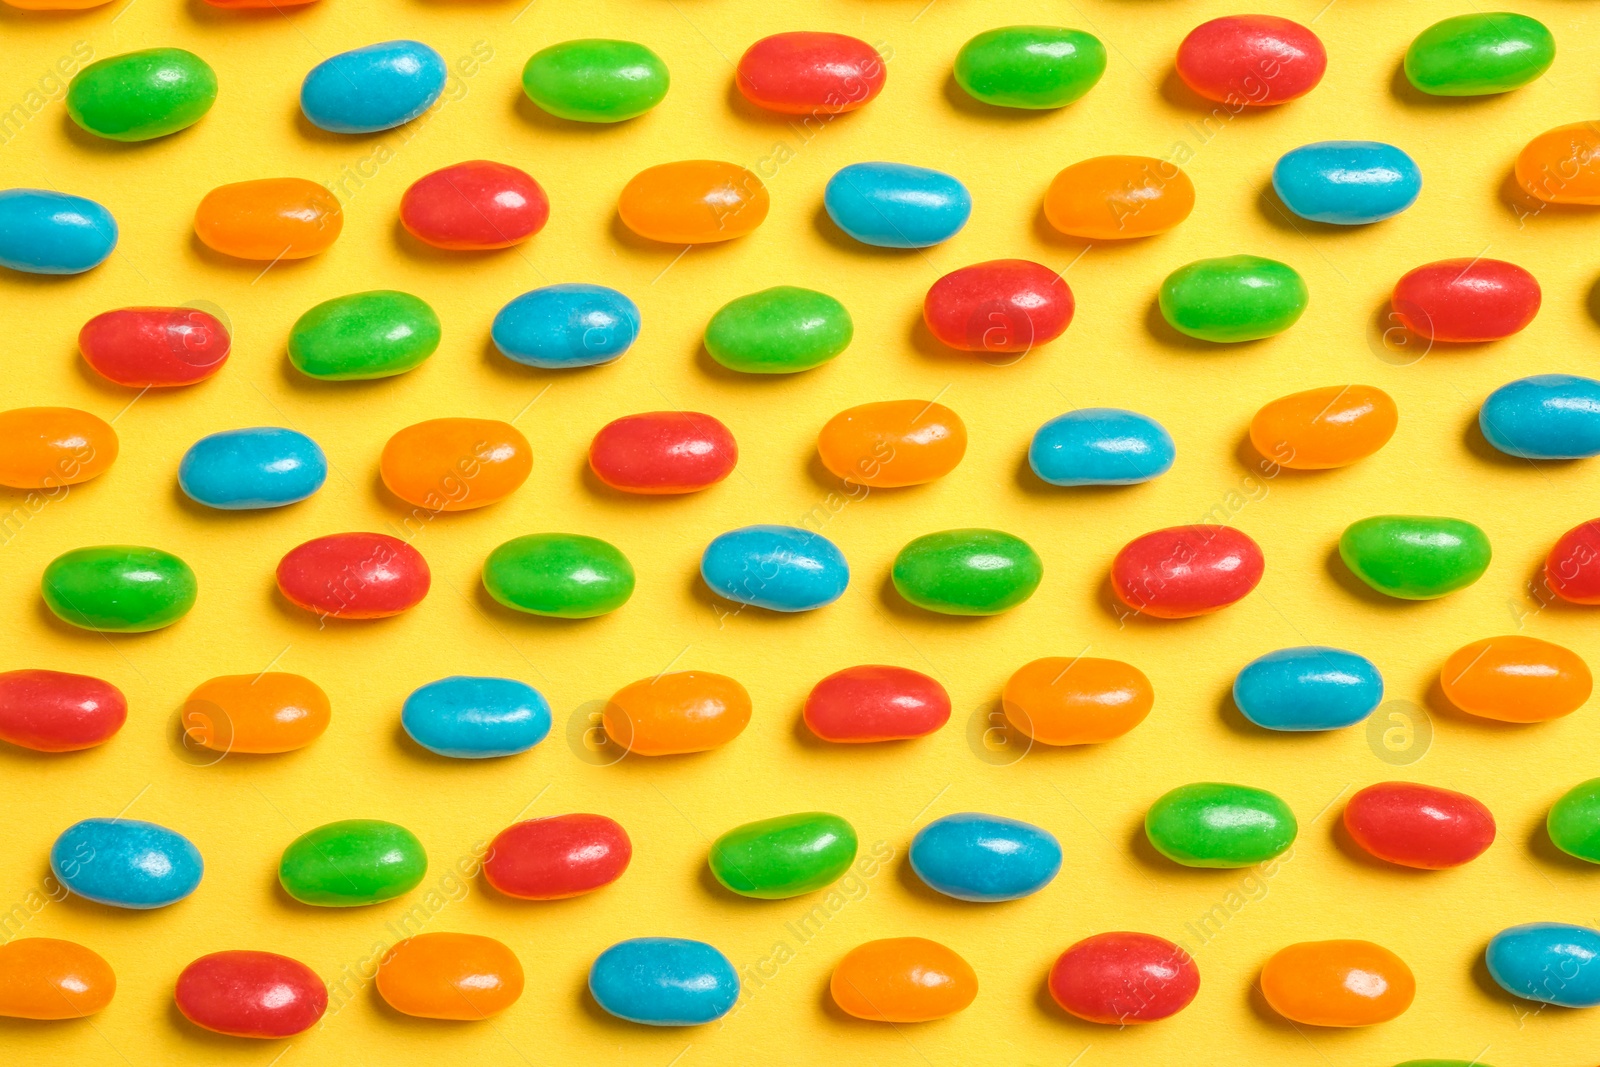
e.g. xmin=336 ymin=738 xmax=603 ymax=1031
xmin=58 ymin=112 xmax=149 ymax=156
xmin=185 ymin=230 xmax=317 ymax=277
xmin=391 ymin=216 xmax=522 ymax=266
xmin=1497 ymin=167 xmax=1594 ymax=225
xmin=1387 ymin=62 xmax=1504 ymax=111
xmin=1462 ymin=411 xmax=1557 ymax=469
xmin=907 ymin=312 xmax=1036 ymax=367
xmin=1255 ymin=183 xmax=1374 ymax=238
xmin=472 ymin=581 xmax=613 ymax=633
xmin=1245 ymin=979 xmax=1303 ymax=1032
xmin=576 ymin=975 xmax=644 ymax=1034
xmin=694 ymin=341 xmax=817 ymax=385
xmin=1143 ymin=298 xmax=1255 ymax=354
xmin=810 ymin=204 xmax=930 ymax=259
xmin=1029 ymin=202 xmax=1096 ymax=256
xmin=1423 ymin=675 xmax=1527 ymax=733
xmin=893 ymin=854 xmax=966 ymax=907
xmin=1032 ymin=977 xmax=1110 ymax=1034
xmin=1157 ymin=67 xmax=1217 ymax=112
xmin=1328 ymin=816 xmax=1404 ymax=873
xmin=512 ymin=93 xmax=644 ymax=138
xmin=477 ymin=334 xmax=598 ymax=390
xmin=31 ymin=597 xmax=152 ymax=644
xmin=1322 ymin=545 xmax=1403 ymax=607
xmin=184 ymin=0 xmax=316 ymax=23
xmin=166 ymin=999 xmax=273 ymax=1050
xmin=724 ymin=79 xmax=807 ymax=127
xmin=275 ymin=352 xmax=410 ymax=397
xmin=941 ymin=73 xmax=1066 ymax=122
xmin=1584 ymin=275 xmax=1600 ymax=328
xmin=1520 ymin=555 xmax=1588 ymax=620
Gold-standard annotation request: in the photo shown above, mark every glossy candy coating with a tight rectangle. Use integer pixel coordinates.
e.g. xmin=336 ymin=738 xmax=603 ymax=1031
xmin=1391 ymin=258 xmax=1540 ymax=342
xmin=1111 ymin=525 xmax=1263 ymax=618
xmin=1486 ymin=923 xmax=1600 ymax=1006
xmin=1048 ymin=932 xmax=1199 ymax=1024
xmin=493 ymin=284 xmax=639 ymax=369
xmin=1233 ymin=647 xmax=1383 ymax=731
xmin=483 ymin=534 xmax=634 ymax=618
xmin=892 ymin=529 xmax=1042 ymax=615
xmin=178 ymin=428 xmax=326 ymax=509
xmin=484 ymin=814 xmax=631 ymax=899
xmin=1249 ymin=385 xmax=1397 ymax=469
xmin=175 ymin=951 xmax=325 ymax=1037
xmin=300 ymin=40 xmax=445 ymax=134
xmin=1344 ymin=783 xmax=1495 ymax=869
xmin=1261 ymin=941 xmax=1415 ymax=1025
xmin=618 ymin=161 xmax=768 ymax=243
xmin=589 ymin=411 xmax=737 ymax=494
xmin=704 ymin=286 xmax=852 ymax=373
xmin=737 ymin=33 xmax=884 ymax=115
xmin=521 ymin=40 xmax=668 ymax=123
xmin=1044 ymin=157 xmax=1194 ymax=239
xmin=1440 ymin=635 xmax=1590 ymax=723
xmin=277 ymin=533 xmax=430 ymax=619
xmin=1547 ymin=520 xmax=1600 ymax=603
xmin=67 ymin=49 xmax=216 ymax=141
xmin=400 ymin=161 xmax=549 ymax=250
xmin=52 ymin=818 xmax=202 ymax=908
xmin=1339 ymin=516 xmax=1491 ymax=600
xmin=709 ymin=812 xmax=857 ymax=899
xmin=1159 ymin=256 xmax=1307 ymax=341
xmin=1515 ymin=124 xmax=1600 ymax=205
xmin=1548 ymin=778 xmax=1600 ymax=862
xmin=1002 ymin=657 xmax=1153 ymax=745
xmin=1176 ymin=16 xmax=1325 ymax=105
xmin=953 ymin=26 xmax=1105 ymax=109
xmin=0 ymin=939 xmax=114 ymax=1020
xmin=183 ymin=673 xmax=330 ymax=754
xmin=823 ymin=162 xmax=971 ymax=248
xmin=589 ymin=938 xmax=738 ymax=1026
xmin=289 ymin=291 xmax=440 ymax=380
xmin=42 ymin=546 xmax=196 ymax=632
xmin=377 ymin=934 xmax=523 ymax=1020
xmin=817 ymin=400 xmax=966 ymax=487
xmin=381 ymin=418 xmax=531 ymax=510
xmin=1273 ymin=141 xmax=1421 ymax=225
xmin=831 ymin=938 xmax=977 ymax=1022
xmin=279 ymin=820 xmax=426 ymax=906
xmin=194 ymin=179 xmax=341 ymax=260
xmin=1405 ymin=14 xmax=1554 ymax=97
xmin=0 ymin=189 xmax=117 ymax=275
xmin=603 ymin=671 xmax=750 ymax=756
xmin=923 ymin=259 xmax=1073 ymax=353
xmin=1481 ymin=374 xmax=1600 ymax=459
xmin=1029 ymin=408 xmax=1174 ymax=486
xmin=0 ymin=669 xmax=126 ymax=752
xmin=79 ymin=307 xmax=230 ymax=387
xmin=701 ymin=525 xmax=849 ymax=612
xmin=401 ymin=676 xmax=552 ymax=758
xmin=5 ymin=0 xmax=112 ymax=7
xmin=0 ymin=407 xmax=117 ymax=489
xmin=803 ymin=665 xmax=950 ymax=742
xmin=910 ymin=813 xmax=1061 ymax=901
xmin=1145 ymin=783 xmax=1296 ymax=867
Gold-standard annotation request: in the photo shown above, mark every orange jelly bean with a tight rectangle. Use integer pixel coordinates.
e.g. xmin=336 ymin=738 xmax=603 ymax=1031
xmin=1260 ymin=940 xmax=1414 ymax=1027
xmin=1515 ymin=122 xmax=1600 ymax=205
xmin=0 ymin=938 xmax=115 ymax=1020
xmin=380 ymin=418 xmax=532 ymax=512
xmin=617 ymin=161 xmax=769 ymax=244
xmin=603 ymin=670 xmax=751 ymax=756
xmin=1440 ymin=635 xmax=1592 ymax=723
xmin=0 ymin=407 xmax=117 ymax=490
xmin=1249 ymin=385 xmax=1397 ymax=469
xmin=1001 ymin=657 xmax=1153 ymax=745
xmin=183 ymin=673 xmax=331 ymax=754
xmin=830 ymin=938 xmax=977 ymax=1022
xmin=5 ymin=0 xmax=109 ymax=6
xmin=376 ymin=933 xmax=523 ymax=1021
xmin=194 ymin=178 xmax=343 ymax=260
xmin=1044 ymin=156 xmax=1195 ymax=239
xmin=816 ymin=400 xmax=967 ymax=487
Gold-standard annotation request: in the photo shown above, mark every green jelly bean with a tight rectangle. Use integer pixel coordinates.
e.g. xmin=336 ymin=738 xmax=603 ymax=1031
xmin=483 ymin=533 xmax=635 ymax=618
xmin=1394 ymin=1063 xmax=1499 ymax=1067
xmin=1145 ymin=782 xmax=1297 ymax=868
xmin=1547 ymin=778 xmax=1600 ymax=863
xmin=1159 ymin=255 xmax=1308 ymax=342
xmin=953 ymin=26 xmax=1106 ymax=110
xmin=1339 ymin=515 xmax=1491 ymax=600
xmin=1404 ymin=14 xmax=1553 ymax=97
xmin=521 ymin=39 xmax=669 ymax=123
xmin=67 ymin=48 xmax=217 ymax=142
xmin=279 ymin=820 xmax=426 ymax=907
xmin=42 ymin=546 xmax=197 ymax=632
xmin=709 ymin=812 xmax=858 ymax=899
xmin=892 ymin=529 xmax=1042 ymax=615
xmin=288 ymin=291 xmax=440 ymax=382
xmin=704 ymin=286 xmax=853 ymax=374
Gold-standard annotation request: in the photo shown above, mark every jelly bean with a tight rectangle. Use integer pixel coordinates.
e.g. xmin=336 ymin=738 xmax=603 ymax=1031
xmin=0 ymin=669 xmax=125 ymax=752
xmin=1249 ymin=385 xmax=1397 ymax=469
xmin=52 ymin=818 xmax=202 ymax=908
xmin=1548 ymin=778 xmax=1600 ymax=862
xmin=1486 ymin=923 xmax=1600 ymax=1007
xmin=5 ymin=0 xmax=111 ymax=7
xmin=289 ymin=291 xmax=440 ymax=380
xmin=483 ymin=534 xmax=634 ymax=618
xmin=1028 ymin=408 xmax=1174 ymax=486
xmin=67 ymin=49 xmax=216 ymax=142
xmin=603 ymin=671 xmax=750 ymax=755
xmin=1515 ymin=123 xmax=1600 ymax=205
xmin=892 ymin=529 xmax=1041 ymax=615
xmin=709 ymin=813 xmax=857 ymax=899
xmin=803 ymin=665 xmax=950 ymax=743
xmin=823 ymin=162 xmax=971 ymax=248
xmin=1344 ymin=782 xmax=1495 ymax=869
xmin=42 ymin=546 xmax=196 ymax=632
xmin=381 ymin=418 xmax=531 ymax=510
xmin=1001 ymin=656 xmax=1153 ymax=746
xmin=589 ymin=938 xmax=738 ymax=1026
xmin=0 ymin=939 xmax=114 ymax=1020
xmin=1233 ymin=647 xmax=1383 ymax=731
xmin=701 ymin=525 xmax=849 ymax=612
xmin=1048 ymin=932 xmax=1198 ymax=1024
xmin=377 ymin=934 xmax=523 ymax=1020
xmin=183 ymin=673 xmax=330 ymax=754
xmin=1405 ymin=14 xmax=1553 ymax=97
xmin=279 ymin=820 xmax=425 ymax=906
xmin=618 ymin=161 xmax=768 ymax=244
xmin=175 ymin=951 xmax=325 ymax=1038
xmin=194 ymin=178 xmax=342 ymax=260
xmin=1044 ymin=156 xmax=1193 ymax=240
xmin=589 ymin=411 xmax=737 ymax=494
xmin=401 ymin=676 xmax=551 ymax=758
xmin=1547 ymin=520 xmax=1600 ymax=603
xmin=1339 ymin=516 xmax=1490 ymax=600
xmin=1145 ymin=783 xmax=1295 ymax=867
xmin=1159 ymin=256 xmax=1306 ymax=342
xmin=831 ymin=938 xmax=976 ymax=1022
xmin=1111 ymin=525 xmax=1263 ymax=619
xmin=179 ymin=428 xmax=326 ymax=509
xmin=79 ymin=307 xmax=230 ymax=388
xmin=1261 ymin=941 xmax=1414 ymax=1026
xmin=910 ymin=813 xmax=1061 ymax=901
xmin=0 ymin=407 xmax=117 ymax=489
xmin=817 ymin=400 xmax=966 ymax=487
xmin=924 ymin=259 xmax=1073 ymax=353
xmin=521 ymin=40 xmax=669 ymax=123
xmin=0 ymin=189 xmax=117 ymax=275
xmin=483 ymin=814 xmax=631 ymax=899
xmin=1481 ymin=374 xmax=1600 ymax=459
xmin=492 ymin=284 xmax=639 ymax=369
xmin=400 ymin=161 xmax=548 ymax=250
xmin=300 ymin=41 xmax=445 ymax=134
xmin=1273 ymin=141 xmax=1421 ymax=225
xmin=1440 ymin=635 xmax=1590 ymax=723
xmin=952 ymin=26 xmax=1105 ymax=109
xmin=277 ymin=533 xmax=429 ymax=619
xmin=1392 ymin=259 xmax=1540 ymax=342
xmin=704 ymin=286 xmax=852 ymax=373
xmin=1175 ymin=16 xmax=1325 ymax=105
xmin=737 ymin=33 xmax=885 ymax=115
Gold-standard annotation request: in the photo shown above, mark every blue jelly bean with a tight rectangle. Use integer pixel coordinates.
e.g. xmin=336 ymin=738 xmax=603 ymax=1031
xmin=1272 ymin=141 xmax=1421 ymax=224
xmin=909 ymin=812 xmax=1061 ymax=902
xmin=300 ymin=40 xmax=447 ymax=134
xmin=178 ymin=427 xmax=327 ymax=510
xmin=700 ymin=524 xmax=849 ymax=612
xmin=1028 ymin=408 xmax=1175 ymax=486
xmin=1486 ymin=923 xmax=1600 ymax=1007
xmin=492 ymin=283 xmax=641 ymax=369
xmin=589 ymin=937 xmax=739 ymax=1026
xmin=0 ymin=189 xmax=118 ymax=275
xmin=1480 ymin=374 xmax=1600 ymax=459
xmin=401 ymin=675 xmax=552 ymax=758
xmin=51 ymin=818 xmax=203 ymax=909
xmin=823 ymin=162 xmax=972 ymax=248
xmin=1232 ymin=646 xmax=1383 ymax=731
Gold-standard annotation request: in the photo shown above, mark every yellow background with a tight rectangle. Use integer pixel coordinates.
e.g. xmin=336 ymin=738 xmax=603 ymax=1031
xmin=2 ymin=0 xmax=1598 ymax=1063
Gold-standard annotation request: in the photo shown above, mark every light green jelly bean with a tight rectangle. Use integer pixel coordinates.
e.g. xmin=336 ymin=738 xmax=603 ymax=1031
xmin=278 ymin=820 xmax=427 ymax=906
xmin=1548 ymin=778 xmax=1600 ymax=863
xmin=483 ymin=533 xmax=635 ymax=618
xmin=67 ymin=48 xmax=217 ymax=142
xmin=288 ymin=291 xmax=440 ymax=381
xmin=522 ymin=40 xmax=669 ymax=122
xmin=704 ymin=286 xmax=853 ymax=373
xmin=1338 ymin=515 xmax=1491 ymax=600
xmin=42 ymin=545 xmax=197 ymax=632
xmin=1405 ymin=13 xmax=1554 ymax=97
xmin=892 ymin=529 xmax=1042 ymax=615
xmin=1145 ymin=782 xmax=1297 ymax=868
xmin=709 ymin=812 xmax=858 ymax=899
xmin=954 ymin=26 xmax=1106 ymax=109
xmin=1159 ymin=255 xmax=1308 ymax=342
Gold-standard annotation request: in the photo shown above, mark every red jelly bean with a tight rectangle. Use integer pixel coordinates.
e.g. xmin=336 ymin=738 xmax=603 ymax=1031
xmin=923 ymin=260 xmax=1074 ymax=355
xmin=0 ymin=669 xmax=126 ymax=752
xmin=483 ymin=814 xmax=632 ymax=900
xmin=175 ymin=951 xmax=327 ymax=1038
xmin=1048 ymin=932 xmax=1199 ymax=1024
xmin=276 ymin=532 xmax=430 ymax=620
xmin=1548 ymin=519 xmax=1600 ymax=604
xmin=78 ymin=307 xmax=230 ymax=388
xmin=1111 ymin=525 xmax=1264 ymax=619
xmin=1343 ymin=782 xmax=1495 ymax=869
xmin=803 ymin=665 xmax=951 ymax=742
xmin=399 ymin=160 xmax=550 ymax=251
xmin=736 ymin=32 xmax=886 ymax=115
xmin=1176 ymin=16 xmax=1326 ymax=106
xmin=1391 ymin=258 xmax=1541 ymax=343
xmin=588 ymin=411 xmax=738 ymax=495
